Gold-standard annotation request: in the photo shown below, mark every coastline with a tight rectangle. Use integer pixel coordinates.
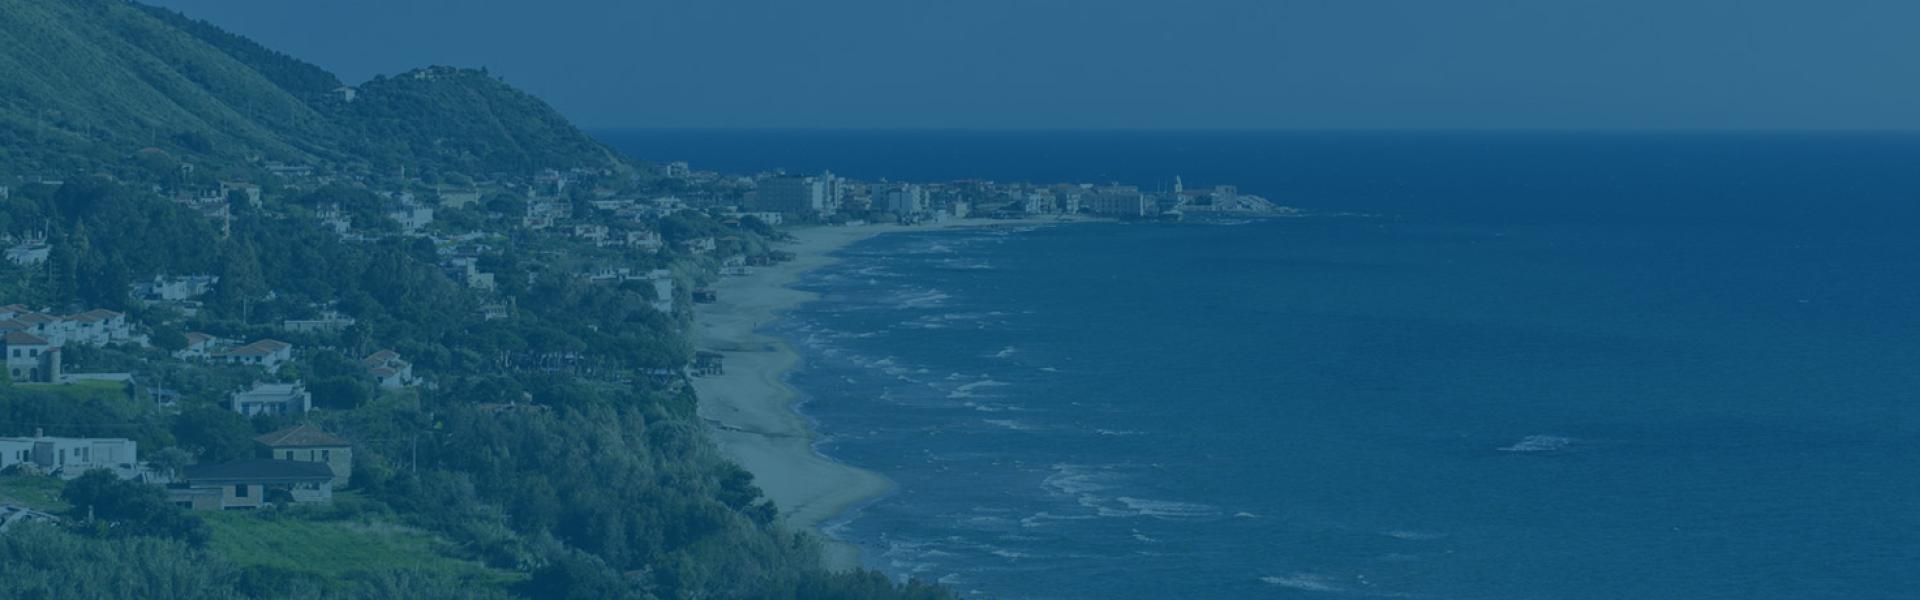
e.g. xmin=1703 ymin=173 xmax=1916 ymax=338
xmin=689 ymin=217 xmax=1095 ymax=571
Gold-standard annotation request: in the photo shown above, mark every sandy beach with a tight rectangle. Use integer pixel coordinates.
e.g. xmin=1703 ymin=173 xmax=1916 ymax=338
xmin=689 ymin=218 xmax=1077 ymax=570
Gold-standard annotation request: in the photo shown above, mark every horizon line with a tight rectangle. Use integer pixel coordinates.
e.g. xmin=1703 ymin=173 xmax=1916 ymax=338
xmin=586 ymin=126 xmax=1920 ymax=135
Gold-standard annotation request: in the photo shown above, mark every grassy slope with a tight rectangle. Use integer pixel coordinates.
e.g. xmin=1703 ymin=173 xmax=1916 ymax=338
xmin=0 ymin=475 xmax=67 ymax=511
xmin=0 ymin=0 xmax=328 ymax=167
xmin=205 ymin=507 xmax=523 ymax=588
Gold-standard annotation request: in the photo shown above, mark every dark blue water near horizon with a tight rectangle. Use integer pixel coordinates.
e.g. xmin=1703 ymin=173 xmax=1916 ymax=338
xmin=603 ymin=131 xmax=1920 ymax=599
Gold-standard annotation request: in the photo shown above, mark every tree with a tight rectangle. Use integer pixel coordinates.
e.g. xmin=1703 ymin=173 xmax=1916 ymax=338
xmin=522 ymin=551 xmax=643 ymax=600
xmin=61 ymin=470 xmax=209 ymax=545
xmin=213 ymin=239 xmax=267 ymax=316
xmin=309 ymin=376 xmax=371 ymax=410
xmin=147 ymin=447 xmax=192 ymax=481
xmin=171 ymin=406 xmax=256 ymax=463
xmin=150 ymin=326 xmax=190 ymax=353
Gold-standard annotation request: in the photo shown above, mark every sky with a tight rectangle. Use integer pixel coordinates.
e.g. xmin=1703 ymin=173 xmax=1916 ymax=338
xmin=148 ymin=0 xmax=1920 ymax=130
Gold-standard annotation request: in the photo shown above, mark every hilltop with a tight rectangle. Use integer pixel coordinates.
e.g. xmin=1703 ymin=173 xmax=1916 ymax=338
xmin=0 ymin=0 xmax=620 ymax=179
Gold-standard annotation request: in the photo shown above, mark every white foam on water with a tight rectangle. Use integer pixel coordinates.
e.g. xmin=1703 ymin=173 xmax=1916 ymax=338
xmin=1114 ymin=497 xmax=1221 ymax=519
xmin=991 ymin=346 xmax=1018 ymax=359
xmin=947 ymin=378 xmax=1010 ymax=399
xmin=895 ymin=288 xmax=951 ymax=308
xmin=1019 ymin=511 xmax=1097 ymax=528
xmin=1260 ymin=573 xmax=1344 ymax=593
xmin=1383 ymin=529 xmax=1446 ymax=541
xmin=1499 ymin=434 xmax=1575 ymax=453
xmin=982 ymin=419 xmax=1036 ymax=431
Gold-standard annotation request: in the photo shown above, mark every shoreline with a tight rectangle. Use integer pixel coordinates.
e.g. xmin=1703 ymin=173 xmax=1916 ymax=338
xmin=689 ymin=217 xmax=1098 ymax=571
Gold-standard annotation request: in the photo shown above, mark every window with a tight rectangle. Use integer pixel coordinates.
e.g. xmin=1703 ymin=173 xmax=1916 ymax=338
xmin=9 ymin=349 xmax=18 ymax=357
xmin=235 ymin=485 xmax=249 ymax=498
xmin=321 ymin=450 xmax=331 ymax=461
xmin=282 ymin=450 xmax=293 ymax=459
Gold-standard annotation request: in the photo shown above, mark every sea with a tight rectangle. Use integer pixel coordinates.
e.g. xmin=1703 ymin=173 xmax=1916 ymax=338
xmin=601 ymin=131 xmax=1920 ymax=599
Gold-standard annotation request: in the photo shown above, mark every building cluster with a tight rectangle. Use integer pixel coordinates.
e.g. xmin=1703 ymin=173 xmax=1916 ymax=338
xmin=2 ymin=423 xmax=355 ymax=513
xmin=1 ymin=305 xmax=141 ymax=384
xmin=736 ymin=171 xmax=1284 ymax=222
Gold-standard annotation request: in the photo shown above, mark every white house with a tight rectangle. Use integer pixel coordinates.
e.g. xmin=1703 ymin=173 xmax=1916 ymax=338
xmin=0 ymin=431 xmax=138 ymax=479
xmin=388 ymin=206 xmax=434 ymax=234
xmin=283 ymin=311 xmax=356 ymax=334
xmin=4 ymin=237 xmax=49 ymax=267
xmin=645 ymin=269 xmax=675 ymax=314
xmin=4 ymin=331 xmax=60 ymax=384
xmin=133 ymin=275 xmax=219 ymax=302
xmin=173 ymin=332 xmax=232 ymax=360
xmin=361 ymin=350 xmax=417 ymax=390
xmin=58 ymin=309 xmax=133 ymax=346
xmin=623 ymin=230 xmax=665 ymax=251
xmin=229 ymin=382 xmax=312 ymax=417
xmin=681 ymin=237 xmax=717 ymax=254
xmin=214 ymin=339 xmax=294 ymax=372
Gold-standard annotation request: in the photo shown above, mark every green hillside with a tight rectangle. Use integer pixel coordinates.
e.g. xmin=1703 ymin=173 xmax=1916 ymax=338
xmin=0 ymin=0 xmax=618 ymax=179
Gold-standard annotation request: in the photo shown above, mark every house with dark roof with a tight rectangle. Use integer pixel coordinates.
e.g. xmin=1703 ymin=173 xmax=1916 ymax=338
xmin=169 ymin=459 xmax=334 ymax=511
xmin=229 ymin=382 xmax=312 ymax=417
xmin=255 ymin=425 xmax=352 ymax=487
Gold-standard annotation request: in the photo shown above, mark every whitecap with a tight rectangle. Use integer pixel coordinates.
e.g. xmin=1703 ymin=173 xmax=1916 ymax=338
xmin=1260 ymin=574 xmax=1343 ymax=593
xmin=1383 ymin=529 xmax=1446 ymax=541
xmin=1499 ymin=434 xmax=1574 ymax=453
xmin=1115 ymin=497 xmax=1221 ymax=519
xmin=982 ymin=419 xmax=1036 ymax=431
xmin=991 ymin=346 xmax=1018 ymax=359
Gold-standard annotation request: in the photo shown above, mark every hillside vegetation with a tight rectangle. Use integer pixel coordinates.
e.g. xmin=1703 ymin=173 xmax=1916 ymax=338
xmin=0 ymin=0 xmax=618 ymax=178
xmin=0 ymin=1 xmax=951 ymax=599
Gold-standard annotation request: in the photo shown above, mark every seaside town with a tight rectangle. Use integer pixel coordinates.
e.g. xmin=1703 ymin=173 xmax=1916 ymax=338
xmin=0 ymin=6 xmax=1319 ymax=595
xmin=2 ymin=136 xmax=1289 ymax=563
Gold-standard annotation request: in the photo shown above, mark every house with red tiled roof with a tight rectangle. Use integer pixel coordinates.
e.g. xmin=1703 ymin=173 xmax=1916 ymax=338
xmin=60 ymin=309 xmax=131 ymax=346
xmin=255 ymin=424 xmax=352 ymax=487
xmin=361 ymin=349 xmax=416 ymax=389
xmin=4 ymin=331 xmax=60 ymax=384
xmin=214 ymin=339 xmax=294 ymax=372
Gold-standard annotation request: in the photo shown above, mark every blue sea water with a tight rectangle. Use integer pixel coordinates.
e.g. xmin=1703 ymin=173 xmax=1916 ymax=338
xmin=604 ymin=131 xmax=1920 ymax=599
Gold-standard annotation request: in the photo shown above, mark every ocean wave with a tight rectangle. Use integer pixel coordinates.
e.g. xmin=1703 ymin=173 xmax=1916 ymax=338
xmin=1382 ymin=529 xmax=1446 ymax=541
xmin=947 ymin=378 xmax=1010 ymax=399
xmin=1019 ymin=511 xmax=1097 ymax=528
xmin=1499 ymin=434 xmax=1575 ymax=453
xmin=901 ymin=311 xmax=992 ymax=330
xmin=1260 ymin=573 xmax=1344 ymax=593
xmin=1114 ymin=497 xmax=1221 ymax=519
xmin=982 ymin=419 xmax=1037 ymax=431
xmin=991 ymin=346 xmax=1017 ymax=359
xmin=1042 ymin=464 xmax=1121 ymax=497
xmin=1094 ymin=429 xmax=1144 ymax=436
xmin=938 ymin=258 xmax=994 ymax=270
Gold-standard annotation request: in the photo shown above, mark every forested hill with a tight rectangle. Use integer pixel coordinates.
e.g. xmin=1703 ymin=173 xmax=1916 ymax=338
xmin=0 ymin=1 xmax=956 ymax=599
xmin=0 ymin=0 xmax=621 ymax=178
